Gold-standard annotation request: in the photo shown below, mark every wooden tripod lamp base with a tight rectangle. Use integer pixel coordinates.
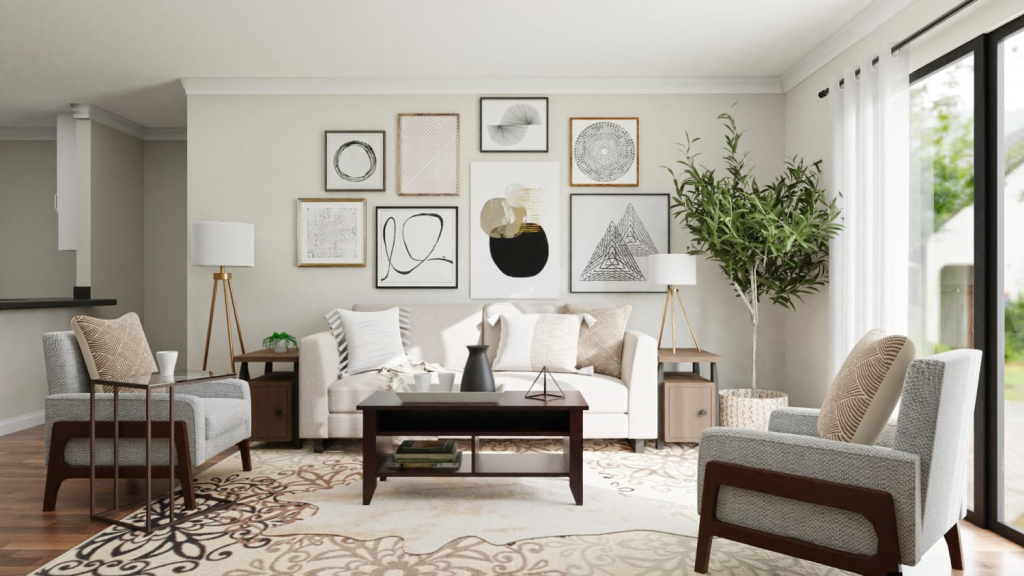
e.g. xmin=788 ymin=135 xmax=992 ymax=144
xmin=648 ymin=253 xmax=700 ymax=354
xmin=191 ymin=221 xmax=255 ymax=371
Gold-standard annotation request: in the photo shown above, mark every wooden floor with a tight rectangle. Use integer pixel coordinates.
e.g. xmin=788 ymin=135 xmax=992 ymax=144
xmin=2 ymin=425 xmax=1024 ymax=575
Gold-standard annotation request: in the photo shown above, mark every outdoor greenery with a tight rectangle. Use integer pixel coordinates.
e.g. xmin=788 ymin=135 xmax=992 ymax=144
xmin=262 ymin=331 xmax=298 ymax=350
xmin=667 ymin=111 xmax=843 ymax=390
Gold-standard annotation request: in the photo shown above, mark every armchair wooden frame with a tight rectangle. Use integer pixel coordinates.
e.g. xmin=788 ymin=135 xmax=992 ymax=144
xmin=696 ymin=461 xmax=963 ymax=576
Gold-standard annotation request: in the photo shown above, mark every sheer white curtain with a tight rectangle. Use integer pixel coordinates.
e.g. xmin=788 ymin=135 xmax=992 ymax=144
xmin=827 ymin=44 xmax=911 ymax=379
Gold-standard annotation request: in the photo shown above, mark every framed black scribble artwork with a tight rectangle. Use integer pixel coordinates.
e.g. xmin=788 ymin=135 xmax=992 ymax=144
xmin=376 ymin=206 xmax=458 ymax=288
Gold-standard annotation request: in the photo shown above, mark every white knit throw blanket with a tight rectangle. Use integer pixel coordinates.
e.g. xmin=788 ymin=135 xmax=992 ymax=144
xmin=375 ymin=361 xmax=445 ymax=391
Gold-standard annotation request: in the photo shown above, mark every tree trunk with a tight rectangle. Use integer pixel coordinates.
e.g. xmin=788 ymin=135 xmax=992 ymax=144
xmin=751 ymin=312 xmax=758 ymax=391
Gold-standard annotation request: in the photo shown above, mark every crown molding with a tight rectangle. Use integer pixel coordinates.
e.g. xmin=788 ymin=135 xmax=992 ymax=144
xmin=181 ymin=76 xmax=784 ymax=96
xmin=143 ymin=128 xmax=187 ymax=141
xmin=0 ymin=128 xmax=56 ymax=140
xmin=780 ymin=0 xmax=915 ymax=92
xmin=71 ymin=103 xmax=146 ymax=139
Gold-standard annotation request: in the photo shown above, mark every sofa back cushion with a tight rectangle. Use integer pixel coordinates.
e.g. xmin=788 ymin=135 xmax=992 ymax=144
xmin=353 ymin=303 xmax=484 ymax=369
xmin=492 ymin=313 xmax=584 ymax=373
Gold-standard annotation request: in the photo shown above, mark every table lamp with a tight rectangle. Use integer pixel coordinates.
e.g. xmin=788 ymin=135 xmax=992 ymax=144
xmin=191 ymin=221 xmax=255 ymax=370
xmin=648 ymin=253 xmax=700 ymax=353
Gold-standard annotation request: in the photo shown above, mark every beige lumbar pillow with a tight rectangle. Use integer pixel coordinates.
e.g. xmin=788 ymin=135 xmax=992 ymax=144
xmin=71 ymin=312 xmax=157 ymax=391
xmin=818 ymin=329 xmax=915 ymax=444
xmin=491 ymin=314 xmax=586 ymax=374
xmin=564 ymin=304 xmax=631 ymax=378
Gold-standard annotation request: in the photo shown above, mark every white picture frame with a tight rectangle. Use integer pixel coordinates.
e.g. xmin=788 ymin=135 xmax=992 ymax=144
xmin=480 ymin=97 xmax=549 ymax=152
xmin=325 ymin=131 xmax=385 ymax=192
xmin=570 ymin=117 xmax=639 ymax=187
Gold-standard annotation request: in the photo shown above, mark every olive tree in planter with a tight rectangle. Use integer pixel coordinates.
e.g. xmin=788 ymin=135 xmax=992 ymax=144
xmin=667 ymin=111 xmax=842 ymax=430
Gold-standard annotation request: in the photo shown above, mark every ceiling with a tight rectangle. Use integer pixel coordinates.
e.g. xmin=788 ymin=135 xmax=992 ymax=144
xmin=0 ymin=0 xmax=880 ymax=129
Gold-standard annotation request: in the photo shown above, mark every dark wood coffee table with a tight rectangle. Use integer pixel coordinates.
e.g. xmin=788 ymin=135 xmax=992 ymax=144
xmin=357 ymin=391 xmax=589 ymax=505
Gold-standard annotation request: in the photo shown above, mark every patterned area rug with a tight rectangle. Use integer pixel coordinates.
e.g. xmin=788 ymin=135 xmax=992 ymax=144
xmin=34 ymin=440 xmax=845 ymax=575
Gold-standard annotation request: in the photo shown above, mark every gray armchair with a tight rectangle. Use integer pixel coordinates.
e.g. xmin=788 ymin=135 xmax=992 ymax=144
xmin=696 ymin=349 xmax=982 ymax=575
xmin=42 ymin=331 xmax=253 ymax=511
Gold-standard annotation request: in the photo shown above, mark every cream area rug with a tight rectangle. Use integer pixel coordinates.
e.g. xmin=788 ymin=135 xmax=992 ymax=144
xmin=35 ymin=439 xmax=848 ymax=575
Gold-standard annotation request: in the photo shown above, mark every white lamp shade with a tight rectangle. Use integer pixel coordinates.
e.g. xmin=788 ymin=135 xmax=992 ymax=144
xmin=191 ymin=221 xmax=255 ymax=267
xmin=648 ymin=254 xmax=696 ymax=285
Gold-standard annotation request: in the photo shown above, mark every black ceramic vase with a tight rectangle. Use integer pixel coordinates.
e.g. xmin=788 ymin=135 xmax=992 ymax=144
xmin=461 ymin=345 xmax=496 ymax=392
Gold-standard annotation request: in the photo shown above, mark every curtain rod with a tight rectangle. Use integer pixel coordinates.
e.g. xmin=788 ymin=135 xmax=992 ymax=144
xmin=817 ymin=0 xmax=979 ymax=99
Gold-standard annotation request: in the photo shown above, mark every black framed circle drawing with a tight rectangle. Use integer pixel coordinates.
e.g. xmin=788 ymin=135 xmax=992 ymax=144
xmin=325 ymin=130 xmax=386 ymax=191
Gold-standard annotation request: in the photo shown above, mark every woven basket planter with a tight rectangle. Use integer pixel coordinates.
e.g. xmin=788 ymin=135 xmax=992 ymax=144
xmin=718 ymin=389 xmax=789 ymax=431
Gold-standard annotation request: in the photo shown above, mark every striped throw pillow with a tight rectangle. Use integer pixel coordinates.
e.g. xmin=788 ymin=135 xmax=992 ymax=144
xmin=325 ymin=307 xmax=412 ymax=378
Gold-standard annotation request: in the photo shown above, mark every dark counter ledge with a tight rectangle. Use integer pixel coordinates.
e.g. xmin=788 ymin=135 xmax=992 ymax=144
xmin=0 ymin=298 xmax=117 ymax=311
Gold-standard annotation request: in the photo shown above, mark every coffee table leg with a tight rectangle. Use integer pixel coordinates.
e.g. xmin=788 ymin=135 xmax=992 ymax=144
xmin=362 ymin=410 xmax=377 ymax=505
xmin=569 ymin=410 xmax=583 ymax=505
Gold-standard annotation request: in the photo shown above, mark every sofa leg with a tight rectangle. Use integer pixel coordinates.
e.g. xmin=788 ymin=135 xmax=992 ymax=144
xmin=313 ymin=439 xmax=325 ymax=454
xmin=238 ymin=439 xmax=252 ymax=472
xmin=945 ymin=523 xmax=964 ymax=570
xmin=630 ymin=439 xmax=645 ymax=454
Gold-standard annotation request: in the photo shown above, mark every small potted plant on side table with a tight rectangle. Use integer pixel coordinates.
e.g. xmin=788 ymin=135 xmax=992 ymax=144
xmin=263 ymin=331 xmax=298 ymax=353
xmin=667 ymin=110 xmax=842 ymax=430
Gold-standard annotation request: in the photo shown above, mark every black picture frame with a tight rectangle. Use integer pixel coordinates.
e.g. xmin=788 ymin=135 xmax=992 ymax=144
xmin=479 ymin=97 xmax=549 ymax=153
xmin=375 ymin=206 xmax=459 ymax=289
xmin=325 ymin=130 xmax=386 ymax=192
xmin=569 ymin=193 xmax=671 ymax=294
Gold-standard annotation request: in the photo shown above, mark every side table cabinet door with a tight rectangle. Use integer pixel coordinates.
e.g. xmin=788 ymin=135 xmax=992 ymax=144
xmin=665 ymin=384 xmax=714 ymax=443
xmin=251 ymin=383 xmax=291 ymax=442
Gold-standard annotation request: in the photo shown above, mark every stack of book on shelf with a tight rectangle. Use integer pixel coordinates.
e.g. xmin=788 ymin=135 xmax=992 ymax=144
xmin=389 ymin=440 xmax=463 ymax=471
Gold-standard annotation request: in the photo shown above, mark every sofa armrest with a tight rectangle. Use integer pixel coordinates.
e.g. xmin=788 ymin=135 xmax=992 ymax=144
xmin=697 ymin=427 xmax=920 ymax=560
xmin=44 ymin=392 xmax=206 ymax=465
xmin=299 ymin=331 xmax=339 ymax=439
xmin=768 ymin=407 xmax=821 ymax=436
xmin=621 ymin=329 xmax=658 ymax=439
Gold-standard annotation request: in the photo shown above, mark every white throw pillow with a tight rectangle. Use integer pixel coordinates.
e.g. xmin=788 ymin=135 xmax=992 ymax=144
xmin=492 ymin=314 xmax=585 ymax=374
xmin=329 ymin=308 xmax=410 ymax=375
xmin=325 ymin=307 xmax=412 ymax=378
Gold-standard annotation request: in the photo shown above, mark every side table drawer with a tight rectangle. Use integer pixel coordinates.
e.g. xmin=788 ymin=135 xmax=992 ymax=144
xmin=250 ymin=378 xmax=293 ymax=442
xmin=664 ymin=373 xmax=715 ymax=443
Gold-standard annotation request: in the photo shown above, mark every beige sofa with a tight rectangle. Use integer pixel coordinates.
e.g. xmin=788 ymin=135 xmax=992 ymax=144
xmin=299 ymin=302 xmax=659 ymax=452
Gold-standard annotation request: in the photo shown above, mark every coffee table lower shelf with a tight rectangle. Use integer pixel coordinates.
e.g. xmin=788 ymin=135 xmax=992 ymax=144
xmin=380 ymin=452 xmax=570 ymax=477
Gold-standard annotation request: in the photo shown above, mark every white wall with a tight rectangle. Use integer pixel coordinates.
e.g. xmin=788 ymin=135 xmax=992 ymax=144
xmin=0 ymin=140 xmax=75 ymax=299
xmin=187 ymin=93 xmax=791 ymax=390
xmin=782 ymin=0 xmax=1024 ymax=407
xmin=144 ymin=140 xmax=188 ymax=363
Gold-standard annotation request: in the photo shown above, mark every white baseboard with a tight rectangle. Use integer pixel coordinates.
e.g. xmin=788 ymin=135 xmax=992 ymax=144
xmin=0 ymin=410 xmax=44 ymax=437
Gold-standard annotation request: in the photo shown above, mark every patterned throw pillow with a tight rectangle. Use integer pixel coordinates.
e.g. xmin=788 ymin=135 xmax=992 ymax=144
xmin=71 ymin=312 xmax=157 ymax=393
xmin=326 ymin=307 xmax=411 ymax=376
xmin=492 ymin=314 xmax=584 ymax=374
xmin=564 ymin=304 xmax=631 ymax=378
xmin=818 ymin=329 xmax=916 ymax=444
xmin=326 ymin=307 xmax=412 ymax=379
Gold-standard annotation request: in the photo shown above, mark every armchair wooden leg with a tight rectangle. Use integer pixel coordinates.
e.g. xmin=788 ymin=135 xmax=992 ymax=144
xmin=694 ymin=518 xmax=713 ymax=573
xmin=945 ymin=523 xmax=964 ymax=570
xmin=42 ymin=469 xmax=62 ymax=512
xmin=238 ymin=439 xmax=252 ymax=472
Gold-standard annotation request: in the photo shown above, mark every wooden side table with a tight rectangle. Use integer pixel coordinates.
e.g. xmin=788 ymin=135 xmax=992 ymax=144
xmin=234 ymin=348 xmax=301 ymax=448
xmin=657 ymin=348 xmax=722 ymax=448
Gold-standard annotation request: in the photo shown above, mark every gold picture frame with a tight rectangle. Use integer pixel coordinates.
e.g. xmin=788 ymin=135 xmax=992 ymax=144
xmin=397 ymin=113 xmax=461 ymax=196
xmin=296 ymin=198 xmax=367 ymax=267
xmin=569 ymin=117 xmax=640 ymax=187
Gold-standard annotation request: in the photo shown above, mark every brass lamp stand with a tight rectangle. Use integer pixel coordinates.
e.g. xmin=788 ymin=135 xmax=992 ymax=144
xmin=202 ymin=266 xmax=247 ymax=370
xmin=658 ymin=285 xmax=701 ymax=353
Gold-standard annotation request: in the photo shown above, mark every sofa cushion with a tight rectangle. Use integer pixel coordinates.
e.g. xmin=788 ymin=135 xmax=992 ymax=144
xmin=492 ymin=371 xmax=627 ymax=414
xmin=328 ymin=372 xmax=391 ymax=413
xmin=492 ymin=314 xmax=584 ymax=373
xmin=564 ymin=304 xmax=632 ymax=378
xmin=201 ymin=398 xmax=249 ymax=439
xmin=331 ymin=308 xmax=411 ymax=375
xmin=818 ymin=329 xmax=916 ymax=444
xmin=354 ymin=303 xmax=484 ymax=369
xmin=71 ymin=312 xmax=156 ymax=393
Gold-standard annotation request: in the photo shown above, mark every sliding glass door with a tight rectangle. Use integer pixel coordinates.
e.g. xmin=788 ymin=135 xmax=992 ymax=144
xmin=999 ymin=24 xmax=1024 ymax=534
xmin=909 ymin=13 xmax=1024 ymax=543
